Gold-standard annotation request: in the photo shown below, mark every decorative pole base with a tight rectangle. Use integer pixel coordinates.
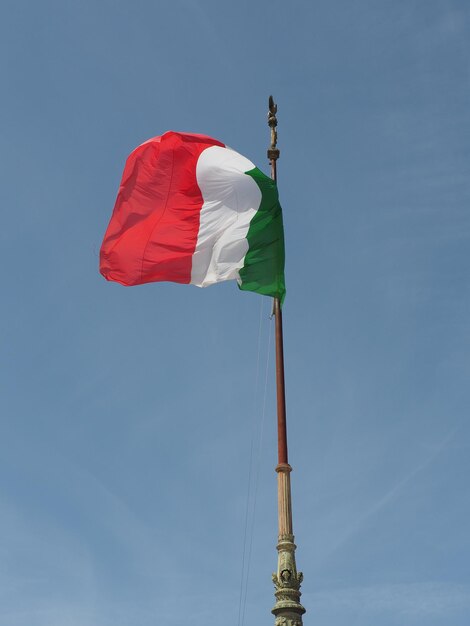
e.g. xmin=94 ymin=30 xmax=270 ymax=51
xmin=272 ymin=464 xmax=305 ymax=626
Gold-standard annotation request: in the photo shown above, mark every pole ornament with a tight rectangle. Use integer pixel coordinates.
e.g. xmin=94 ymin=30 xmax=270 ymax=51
xmin=268 ymin=95 xmax=280 ymax=162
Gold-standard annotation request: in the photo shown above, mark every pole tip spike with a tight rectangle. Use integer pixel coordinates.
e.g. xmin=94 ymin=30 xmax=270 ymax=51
xmin=267 ymin=95 xmax=279 ymax=161
xmin=269 ymin=95 xmax=277 ymax=115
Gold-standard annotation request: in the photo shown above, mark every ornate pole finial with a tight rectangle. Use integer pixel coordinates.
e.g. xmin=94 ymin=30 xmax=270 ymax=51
xmin=268 ymin=95 xmax=280 ymax=164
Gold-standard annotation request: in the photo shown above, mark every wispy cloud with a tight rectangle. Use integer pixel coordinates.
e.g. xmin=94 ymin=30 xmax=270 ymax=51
xmin=317 ymin=425 xmax=461 ymax=561
xmin=311 ymin=581 xmax=470 ymax=616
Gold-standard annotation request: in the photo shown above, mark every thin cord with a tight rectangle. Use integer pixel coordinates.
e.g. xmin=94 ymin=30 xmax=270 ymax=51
xmin=240 ymin=313 xmax=273 ymax=626
xmin=237 ymin=297 xmax=265 ymax=626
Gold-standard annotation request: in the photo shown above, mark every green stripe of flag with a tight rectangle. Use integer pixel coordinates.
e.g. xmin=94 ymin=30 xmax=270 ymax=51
xmin=238 ymin=167 xmax=286 ymax=303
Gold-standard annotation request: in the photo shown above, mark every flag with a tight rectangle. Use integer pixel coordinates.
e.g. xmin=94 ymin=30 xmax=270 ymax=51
xmin=100 ymin=131 xmax=285 ymax=301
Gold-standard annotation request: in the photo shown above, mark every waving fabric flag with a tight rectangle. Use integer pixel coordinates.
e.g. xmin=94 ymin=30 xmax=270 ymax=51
xmin=100 ymin=131 xmax=285 ymax=301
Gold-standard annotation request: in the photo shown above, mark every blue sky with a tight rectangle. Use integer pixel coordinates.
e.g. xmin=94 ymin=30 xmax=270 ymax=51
xmin=1 ymin=1 xmax=469 ymax=625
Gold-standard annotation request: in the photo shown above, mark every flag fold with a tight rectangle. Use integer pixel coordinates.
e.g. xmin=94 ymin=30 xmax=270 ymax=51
xmin=100 ymin=131 xmax=285 ymax=302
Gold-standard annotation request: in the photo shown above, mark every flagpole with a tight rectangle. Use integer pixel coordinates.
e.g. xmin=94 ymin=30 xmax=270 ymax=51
xmin=268 ymin=95 xmax=306 ymax=626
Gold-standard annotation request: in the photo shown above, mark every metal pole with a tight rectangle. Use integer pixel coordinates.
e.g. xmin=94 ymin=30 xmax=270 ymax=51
xmin=268 ymin=95 xmax=305 ymax=626
xmin=274 ymin=297 xmax=288 ymax=465
xmin=267 ymin=95 xmax=288 ymax=465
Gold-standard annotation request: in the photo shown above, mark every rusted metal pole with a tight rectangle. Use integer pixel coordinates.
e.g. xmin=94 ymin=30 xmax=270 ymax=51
xmin=268 ymin=95 xmax=288 ymax=467
xmin=268 ymin=95 xmax=305 ymax=626
xmin=274 ymin=298 xmax=288 ymax=465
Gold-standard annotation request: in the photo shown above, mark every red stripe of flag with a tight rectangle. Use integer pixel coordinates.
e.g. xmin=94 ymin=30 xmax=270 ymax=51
xmin=100 ymin=131 xmax=224 ymax=286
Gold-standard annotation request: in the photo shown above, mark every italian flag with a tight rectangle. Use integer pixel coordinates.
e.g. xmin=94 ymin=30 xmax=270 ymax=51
xmin=100 ymin=131 xmax=285 ymax=302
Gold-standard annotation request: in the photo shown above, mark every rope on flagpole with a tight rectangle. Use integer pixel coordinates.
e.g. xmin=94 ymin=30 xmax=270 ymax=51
xmin=237 ymin=296 xmax=265 ymax=626
xmin=240 ymin=312 xmax=272 ymax=626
